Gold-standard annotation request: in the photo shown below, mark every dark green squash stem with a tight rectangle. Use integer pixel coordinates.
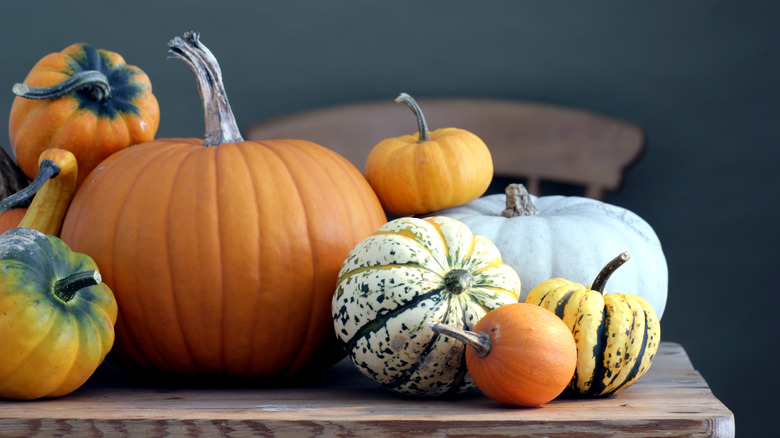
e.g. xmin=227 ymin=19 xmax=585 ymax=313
xmin=396 ymin=93 xmax=431 ymax=143
xmin=13 ymin=70 xmax=111 ymax=101
xmin=591 ymin=251 xmax=630 ymax=293
xmin=54 ymin=270 xmax=102 ymax=303
xmin=444 ymin=269 xmax=474 ymax=295
xmin=0 ymin=160 xmax=60 ymax=214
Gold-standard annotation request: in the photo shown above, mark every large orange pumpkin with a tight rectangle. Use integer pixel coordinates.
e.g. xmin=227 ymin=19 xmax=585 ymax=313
xmin=59 ymin=32 xmax=386 ymax=379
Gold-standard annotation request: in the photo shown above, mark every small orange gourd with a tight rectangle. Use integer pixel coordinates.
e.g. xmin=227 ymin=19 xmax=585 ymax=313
xmin=9 ymin=42 xmax=159 ymax=187
xmin=364 ymin=93 xmax=493 ymax=215
xmin=431 ymin=302 xmax=577 ymax=407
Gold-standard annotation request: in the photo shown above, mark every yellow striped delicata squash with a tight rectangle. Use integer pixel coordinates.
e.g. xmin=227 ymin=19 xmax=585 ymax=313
xmin=332 ymin=216 xmax=521 ymax=396
xmin=526 ymin=251 xmax=660 ymax=397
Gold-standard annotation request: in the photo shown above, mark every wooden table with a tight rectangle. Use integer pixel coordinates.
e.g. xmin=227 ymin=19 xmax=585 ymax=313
xmin=0 ymin=342 xmax=734 ymax=437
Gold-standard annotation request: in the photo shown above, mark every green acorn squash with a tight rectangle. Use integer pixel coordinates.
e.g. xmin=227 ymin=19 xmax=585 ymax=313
xmin=0 ymin=227 xmax=117 ymax=400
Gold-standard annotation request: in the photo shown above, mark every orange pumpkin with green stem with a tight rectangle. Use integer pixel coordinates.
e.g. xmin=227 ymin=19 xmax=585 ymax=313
xmin=9 ymin=42 xmax=159 ymax=187
xmin=364 ymin=93 xmax=493 ymax=216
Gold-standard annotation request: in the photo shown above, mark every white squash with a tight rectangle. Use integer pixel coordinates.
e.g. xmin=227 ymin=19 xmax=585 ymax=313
xmin=332 ymin=216 xmax=521 ymax=396
xmin=433 ymin=184 xmax=667 ymax=318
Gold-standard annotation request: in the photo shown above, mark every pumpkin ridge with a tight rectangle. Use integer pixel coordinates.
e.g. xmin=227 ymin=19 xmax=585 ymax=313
xmin=120 ymin=144 xmax=197 ymax=373
xmin=0 ymin=297 xmax=61 ymax=384
xmin=245 ymin=140 xmax=317 ymax=375
xmin=170 ymin=145 xmax=221 ymax=373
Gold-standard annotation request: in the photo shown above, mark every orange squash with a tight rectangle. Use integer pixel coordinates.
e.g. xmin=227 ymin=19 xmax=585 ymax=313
xmin=9 ymin=42 xmax=159 ymax=187
xmin=364 ymin=93 xmax=493 ymax=215
xmin=59 ymin=32 xmax=386 ymax=379
xmin=431 ymin=302 xmax=577 ymax=407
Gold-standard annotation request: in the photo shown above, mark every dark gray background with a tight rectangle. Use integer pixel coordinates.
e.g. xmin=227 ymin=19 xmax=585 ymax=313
xmin=1 ymin=1 xmax=776 ymax=435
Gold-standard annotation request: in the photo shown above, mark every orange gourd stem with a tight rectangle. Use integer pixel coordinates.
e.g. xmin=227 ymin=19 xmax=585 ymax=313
xmin=13 ymin=70 xmax=111 ymax=101
xmin=395 ymin=92 xmax=431 ymax=142
xmin=168 ymin=32 xmax=243 ymax=146
xmin=429 ymin=322 xmax=491 ymax=358
xmin=590 ymin=251 xmax=630 ymax=293
xmin=0 ymin=149 xmax=78 ymax=236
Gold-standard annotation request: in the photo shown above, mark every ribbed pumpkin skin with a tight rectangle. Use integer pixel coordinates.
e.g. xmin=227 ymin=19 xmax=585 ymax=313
xmin=0 ymin=228 xmax=117 ymax=400
xmin=59 ymin=137 xmax=387 ymax=379
xmin=332 ymin=216 xmax=520 ymax=396
xmin=526 ymin=278 xmax=660 ymax=397
xmin=435 ymin=191 xmax=668 ymax=318
xmin=9 ymin=43 xmax=159 ymax=186
xmin=365 ymin=128 xmax=493 ymax=216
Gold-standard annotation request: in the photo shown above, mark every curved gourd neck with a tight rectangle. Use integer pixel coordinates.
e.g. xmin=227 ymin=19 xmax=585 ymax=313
xmin=0 ymin=149 xmax=78 ymax=236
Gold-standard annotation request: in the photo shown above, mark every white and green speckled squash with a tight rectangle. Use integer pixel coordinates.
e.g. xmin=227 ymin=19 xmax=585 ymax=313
xmin=433 ymin=184 xmax=668 ymax=319
xmin=332 ymin=216 xmax=521 ymax=396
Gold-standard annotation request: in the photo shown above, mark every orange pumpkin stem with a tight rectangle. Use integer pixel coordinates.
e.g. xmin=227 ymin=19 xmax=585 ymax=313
xmin=591 ymin=251 xmax=630 ymax=293
xmin=395 ymin=92 xmax=431 ymax=143
xmin=429 ymin=322 xmax=491 ymax=358
xmin=501 ymin=183 xmax=540 ymax=217
xmin=168 ymin=32 xmax=243 ymax=147
xmin=13 ymin=70 xmax=111 ymax=101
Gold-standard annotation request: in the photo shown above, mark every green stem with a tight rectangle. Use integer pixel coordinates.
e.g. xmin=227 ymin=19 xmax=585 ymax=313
xmin=0 ymin=160 xmax=60 ymax=214
xmin=429 ymin=322 xmax=491 ymax=358
xmin=500 ymin=183 xmax=540 ymax=217
xmin=395 ymin=93 xmax=431 ymax=143
xmin=591 ymin=251 xmax=630 ymax=293
xmin=444 ymin=269 xmax=474 ymax=295
xmin=13 ymin=70 xmax=111 ymax=101
xmin=167 ymin=31 xmax=243 ymax=146
xmin=54 ymin=270 xmax=102 ymax=302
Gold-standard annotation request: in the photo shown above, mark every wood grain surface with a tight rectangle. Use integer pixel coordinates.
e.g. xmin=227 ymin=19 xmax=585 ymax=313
xmin=0 ymin=342 xmax=734 ymax=437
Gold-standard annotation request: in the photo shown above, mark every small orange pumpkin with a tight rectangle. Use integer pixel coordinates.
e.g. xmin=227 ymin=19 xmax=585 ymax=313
xmin=431 ymin=302 xmax=577 ymax=407
xmin=60 ymin=32 xmax=386 ymax=379
xmin=364 ymin=93 xmax=493 ymax=216
xmin=9 ymin=43 xmax=159 ymax=187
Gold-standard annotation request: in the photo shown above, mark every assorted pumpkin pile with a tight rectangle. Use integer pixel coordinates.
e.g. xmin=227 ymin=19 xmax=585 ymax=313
xmin=0 ymin=32 xmax=667 ymax=409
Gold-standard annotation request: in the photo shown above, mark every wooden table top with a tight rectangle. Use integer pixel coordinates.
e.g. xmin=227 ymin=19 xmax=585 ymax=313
xmin=0 ymin=342 xmax=734 ymax=437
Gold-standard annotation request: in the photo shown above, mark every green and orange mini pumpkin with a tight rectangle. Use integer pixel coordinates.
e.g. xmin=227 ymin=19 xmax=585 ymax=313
xmin=9 ymin=42 xmax=159 ymax=186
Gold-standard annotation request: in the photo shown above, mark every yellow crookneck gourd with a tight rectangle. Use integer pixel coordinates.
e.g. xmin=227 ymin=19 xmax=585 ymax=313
xmin=525 ymin=251 xmax=661 ymax=397
xmin=0 ymin=148 xmax=78 ymax=235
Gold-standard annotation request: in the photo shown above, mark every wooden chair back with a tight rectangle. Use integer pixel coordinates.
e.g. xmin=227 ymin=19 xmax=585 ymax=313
xmin=246 ymin=98 xmax=644 ymax=200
